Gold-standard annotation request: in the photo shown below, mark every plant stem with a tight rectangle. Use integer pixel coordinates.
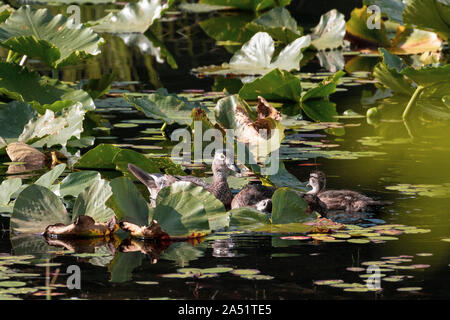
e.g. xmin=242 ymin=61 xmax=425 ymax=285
xmin=6 ymin=50 xmax=12 ymax=62
xmin=51 ymin=69 xmax=58 ymax=79
xmin=402 ymin=86 xmax=424 ymax=120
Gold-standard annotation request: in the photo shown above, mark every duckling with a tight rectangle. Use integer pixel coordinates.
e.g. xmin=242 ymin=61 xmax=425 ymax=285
xmin=231 ymin=184 xmax=276 ymax=213
xmin=306 ymin=171 xmax=383 ymax=212
xmin=128 ymin=149 xmax=240 ymax=210
xmin=231 ymin=183 xmax=328 ymax=216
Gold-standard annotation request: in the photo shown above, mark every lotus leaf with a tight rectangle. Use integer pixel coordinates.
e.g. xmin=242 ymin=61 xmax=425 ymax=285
xmin=0 ymin=6 xmax=103 ymax=69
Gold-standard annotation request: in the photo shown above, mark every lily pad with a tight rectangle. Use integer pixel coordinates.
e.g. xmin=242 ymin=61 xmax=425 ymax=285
xmin=90 ymin=0 xmax=171 ymax=33
xmin=310 ymin=9 xmax=346 ymax=50
xmin=0 ymin=6 xmax=103 ymax=69
xmin=11 ymin=184 xmax=71 ymax=234
xmin=194 ymin=32 xmax=311 ymax=76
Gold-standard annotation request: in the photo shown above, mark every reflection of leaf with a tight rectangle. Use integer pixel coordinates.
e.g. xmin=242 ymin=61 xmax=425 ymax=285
xmin=317 ymin=50 xmax=345 ymax=73
xmin=143 ymin=30 xmax=178 ymax=69
xmin=108 ymin=252 xmax=143 ymax=283
xmin=0 ymin=6 xmax=103 ymax=69
xmin=160 ymin=242 xmax=206 ymax=266
xmin=310 ymin=9 xmax=346 ymax=50
xmin=11 ymin=235 xmax=56 ymax=262
xmin=82 ymin=73 xmax=115 ymax=100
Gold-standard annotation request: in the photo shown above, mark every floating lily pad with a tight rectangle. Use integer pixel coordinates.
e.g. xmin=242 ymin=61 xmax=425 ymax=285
xmin=231 ymin=269 xmax=260 ymax=276
xmin=397 ymin=287 xmax=422 ymax=292
xmin=314 ymin=279 xmax=344 ymax=286
xmin=0 ymin=281 xmax=26 ymax=287
xmin=240 ymin=274 xmax=274 ymax=280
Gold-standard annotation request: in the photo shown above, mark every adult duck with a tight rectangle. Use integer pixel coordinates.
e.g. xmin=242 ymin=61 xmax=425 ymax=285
xmin=231 ymin=183 xmax=328 ymax=216
xmin=128 ymin=149 xmax=240 ymax=210
xmin=306 ymin=171 xmax=383 ymax=212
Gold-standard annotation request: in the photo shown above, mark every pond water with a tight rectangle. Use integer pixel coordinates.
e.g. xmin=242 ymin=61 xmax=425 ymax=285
xmin=0 ymin=2 xmax=449 ymax=300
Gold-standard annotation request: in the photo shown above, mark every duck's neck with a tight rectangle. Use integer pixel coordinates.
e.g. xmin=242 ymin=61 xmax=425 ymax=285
xmin=210 ymin=169 xmax=232 ymax=208
xmin=307 ymin=180 xmax=325 ymax=195
xmin=211 ymin=170 xmax=230 ymax=190
xmin=307 ymin=184 xmax=321 ymax=195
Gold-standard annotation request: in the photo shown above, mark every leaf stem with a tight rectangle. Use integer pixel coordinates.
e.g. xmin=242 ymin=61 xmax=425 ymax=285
xmin=51 ymin=69 xmax=58 ymax=79
xmin=402 ymin=86 xmax=424 ymax=120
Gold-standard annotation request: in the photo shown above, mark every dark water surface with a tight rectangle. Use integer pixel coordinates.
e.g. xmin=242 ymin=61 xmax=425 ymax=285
xmin=0 ymin=2 xmax=449 ymax=300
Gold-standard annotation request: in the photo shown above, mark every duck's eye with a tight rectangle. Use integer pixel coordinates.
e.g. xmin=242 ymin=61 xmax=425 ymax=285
xmin=219 ymin=153 xmax=226 ymax=160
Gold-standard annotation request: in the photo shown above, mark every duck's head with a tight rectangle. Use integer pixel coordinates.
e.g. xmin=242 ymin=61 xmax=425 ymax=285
xmin=307 ymin=171 xmax=326 ymax=194
xmin=212 ymin=149 xmax=241 ymax=177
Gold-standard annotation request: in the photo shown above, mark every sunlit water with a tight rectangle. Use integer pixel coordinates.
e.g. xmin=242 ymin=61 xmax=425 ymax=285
xmin=1 ymin=3 xmax=449 ymax=300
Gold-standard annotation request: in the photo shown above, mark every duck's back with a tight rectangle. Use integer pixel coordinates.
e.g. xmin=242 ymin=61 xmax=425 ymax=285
xmin=231 ymin=184 xmax=276 ymax=210
xmin=318 ymin=189 xmax=382 ymax=212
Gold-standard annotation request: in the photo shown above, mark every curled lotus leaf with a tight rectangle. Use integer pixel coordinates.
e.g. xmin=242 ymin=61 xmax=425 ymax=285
xmin=44 ymin=215 xmax=118 ymax=239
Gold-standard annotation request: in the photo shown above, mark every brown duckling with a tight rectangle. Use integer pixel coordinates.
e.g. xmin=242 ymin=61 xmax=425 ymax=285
xmin=306 ymin=171 xmax=384 ymax=212
xmin=128 ymin=149 xmax=240 ymax=210
xmin=231 ymin=183 xmax=328 ymax=216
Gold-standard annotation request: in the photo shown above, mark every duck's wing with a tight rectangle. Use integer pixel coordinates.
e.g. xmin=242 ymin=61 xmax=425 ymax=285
xmin=319 ymin=190 xmax=383 ymax=212
xmin=173 ymin=175 xmax=209 ymax=189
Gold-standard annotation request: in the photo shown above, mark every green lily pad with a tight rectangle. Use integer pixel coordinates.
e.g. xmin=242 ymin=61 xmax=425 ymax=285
xmin=0 ymin=6 xmax=103 ymax=69
xmin=0 ymin=281 xmax=26 ymax=287
xmin=231 ymin=269 xmax=260 ymax=276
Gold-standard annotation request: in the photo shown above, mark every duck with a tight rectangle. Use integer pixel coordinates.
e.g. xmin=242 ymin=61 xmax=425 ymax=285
xmin=128 ymin=149 xmax=240 ymax=210
xmin=231 ymin=183 xmax=328 ymax=216
xmin=306 ymin=171 xmax=384 ymax=212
